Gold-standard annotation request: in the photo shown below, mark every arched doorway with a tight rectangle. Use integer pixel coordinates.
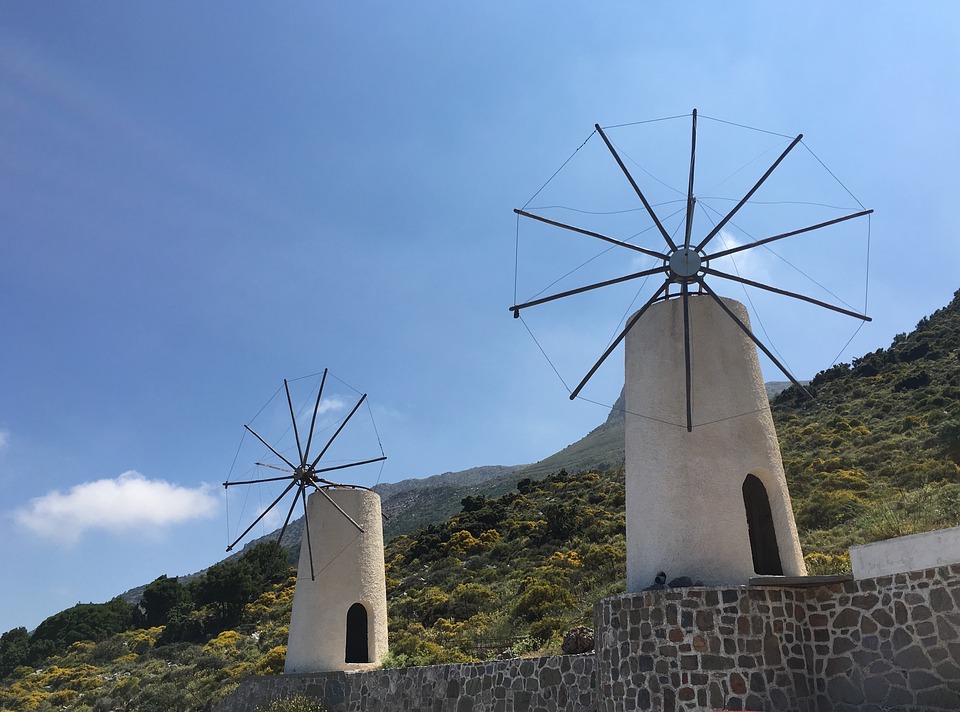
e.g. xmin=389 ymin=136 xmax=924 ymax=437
xmin=742 ymin=474 xmax=784 ymax=575
xmin=345 ymin=602 xmax=369 ymax=663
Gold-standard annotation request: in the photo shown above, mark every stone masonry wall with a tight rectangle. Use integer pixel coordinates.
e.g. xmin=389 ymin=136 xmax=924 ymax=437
xmin=595 ymin=586 xmax=814 ymax=712
xmin=216 ymin=653 xmax=596 ymax=712
xmin=217 ymin=564 xmax=960 ymax=711
xmin=595 ymin=563 xmax=960 ymax=711
xmin=803 ymin=564 xmax=960 ymax=711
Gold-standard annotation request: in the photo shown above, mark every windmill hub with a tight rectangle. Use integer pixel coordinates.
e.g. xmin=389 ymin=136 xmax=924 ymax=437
xmin=668 ymin=247 xmax=703 ymax=281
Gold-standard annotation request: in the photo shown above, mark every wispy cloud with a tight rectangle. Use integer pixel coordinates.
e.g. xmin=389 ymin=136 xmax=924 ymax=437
xmin=13 ymin=471 xmax=217 ymax=544
xmin=709 ymin=230 xmax=773 ymax=283
xmin=0 ymin=430 xmax=8 ymax=452
xmin=316 ymin=395 xmax=347 ymax=415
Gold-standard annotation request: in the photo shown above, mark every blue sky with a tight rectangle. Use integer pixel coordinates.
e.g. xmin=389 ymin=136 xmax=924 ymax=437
xmin=1 ymin=3 xmax=958 ymax=634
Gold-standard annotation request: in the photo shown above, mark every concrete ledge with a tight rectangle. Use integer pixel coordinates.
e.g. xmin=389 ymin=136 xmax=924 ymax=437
xmin=849 ymin=525 xmax=960 ymax=579
xmin=748 ymin=574 xmax=852 ymax=587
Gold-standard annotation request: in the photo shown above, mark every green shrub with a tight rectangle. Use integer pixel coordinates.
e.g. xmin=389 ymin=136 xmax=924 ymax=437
xmin=257 ymin=695 xmax=328 ymax=712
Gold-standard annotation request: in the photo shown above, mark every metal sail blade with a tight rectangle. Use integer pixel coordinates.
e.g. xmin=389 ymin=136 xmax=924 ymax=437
xmin=702 ymin=267 xmax=872 ymax=321
xmin=285 ymin=379 xmax=305 ymax=465
xmin=695 ymin=133 xmax=803 ymax=252
xmin=244 ymin=424 xmax=299 ymax=471
xmin=682 ymin=281 xmax=693 ymax=432
xmin=706 ymin=209 xmax=874 ymax=261
xmin=595 ymin=124 xmax=677 ymax=251
xmin=253 ymin=462 xmax=295 ymax=474
xmin=570 ymin=280 xmax=670 ymax=400
xmin=514 ymin=209 xmax=667 ymax=261
xmin=300 ymin=486 xmax=317 ymax=581
xmin=302 ymin=368 xmax=328 ymax=466
xmin=276 ymin=484 xmax=303 ymax=546
xmin=317 ymin=487 xmax=365 ymax=533
xmin=309 ymin=394 xmax=368 ymax=470
xmin=510 ymin=265 xmax=668 ymax=316
xmin=226 ymin=478 xmax=299 ymax=552
xmin=684 ymin=109 xmax=698 ymax=252
xmin=696 ymin=278 xmax=812 ymax=398
xmin=224 ymin=472 xmax=294 ymax=487
xmin=312 ymin=456 xmax=387 ymax=477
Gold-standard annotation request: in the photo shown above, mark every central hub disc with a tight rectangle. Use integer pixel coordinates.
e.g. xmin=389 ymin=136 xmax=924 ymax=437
xmin=668 ymin=248 xmax=702 ymax=279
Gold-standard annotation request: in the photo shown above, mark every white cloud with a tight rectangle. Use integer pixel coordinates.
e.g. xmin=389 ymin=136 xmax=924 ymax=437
xmin=0 ymin=430 xmax=8 ymax=452
xmin=316 ymin=396 xmax=347 ymax=415
xmin=13 ymin=471 xmax=218 ymax=543
xmin=708 ymin=230 xmax=773 ymax=283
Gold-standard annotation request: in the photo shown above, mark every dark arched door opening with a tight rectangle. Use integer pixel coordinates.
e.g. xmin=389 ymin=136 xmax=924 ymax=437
xmin=742 ymin=474 xmax=784 ymax=575
xmin=345 ymin=603 xmax=369 ymax=663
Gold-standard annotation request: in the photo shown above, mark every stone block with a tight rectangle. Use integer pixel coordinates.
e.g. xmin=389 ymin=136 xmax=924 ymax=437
xmin=700 ymin=654 xmax=735 ymax=671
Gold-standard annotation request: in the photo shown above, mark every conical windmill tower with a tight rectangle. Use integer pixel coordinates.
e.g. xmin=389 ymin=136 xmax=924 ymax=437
xmin=224 ymin=370 xmax=388 ymax=671
xmin=511 ymin=110 xmax=872 ymax=588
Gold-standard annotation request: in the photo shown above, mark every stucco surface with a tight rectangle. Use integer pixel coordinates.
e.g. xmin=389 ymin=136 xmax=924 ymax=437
xmin=624 ymin=296 xmax=805 ymax=589
xmin=284 ymin=487 xmax=388 ymax=673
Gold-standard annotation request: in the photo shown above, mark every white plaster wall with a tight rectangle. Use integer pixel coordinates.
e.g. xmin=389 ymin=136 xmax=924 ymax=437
xmin=624 ymin=296 xmax=805 ymax=590
xmin=284 ymin=488 xmax=388 ymax=673
xmin=849 ymin=525 xmax=960 ymax=579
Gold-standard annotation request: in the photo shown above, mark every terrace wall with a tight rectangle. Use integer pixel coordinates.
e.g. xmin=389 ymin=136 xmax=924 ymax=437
xmin=216 ymin=563 xmax=960 ymax=712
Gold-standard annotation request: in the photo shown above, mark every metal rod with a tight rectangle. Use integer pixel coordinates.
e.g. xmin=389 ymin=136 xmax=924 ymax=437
xmin=225 ymin=479 xmax=298 ymax=551
xmin=702 ymin=267 xmax=871 ymax=321
xmin=595 ymin=124 xmax=677 ymax=251
xmin=301 ymin=486 xmax=317 ymax=581
xmin=682 ymin=281 xmax=693 ymax=432
xmin=317 ymin=487 xmax=365 ymax=532
xmin=285 ymin=379 xmax=305 ymax=465
xmin=510 ymin=265 xmax=667 ymax=315
xmin=704 ymin=209 xmax=874 ymax=261
xmin=312 ymin=456 xmax=387 ymax=476
xmin=253 ymin=462 xmax=294 ymax=474
xmin=514 ymin=209 xmax=667 ymax=261
xmin=684 ymin=109 xmax=697 ymax=252
xmin=695 ymin=133 xmax=803 ymax=252
xmin=224 ymin=472 xmax=293 ymax=487
xmin=696 ymin=278 xmax=812 ymax=398
xmin=303 ymin=368 xmax=327 ymax=465
xmin=570 ymin=280 xmax=670 ymax=400
xmin=310 ymin=393 xmax=368 ymax=470
xmin=276 ymin=484 xmax=302 ymax=546
xmin=244 ymin=424 xmax=298 ymax=471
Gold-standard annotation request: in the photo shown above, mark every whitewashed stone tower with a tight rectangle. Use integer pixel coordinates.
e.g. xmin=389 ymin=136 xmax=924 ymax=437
xmin=284 ymin=487 xmax=388 ymax=673
xmin=624 ymin=295 xmax=806 ymax=590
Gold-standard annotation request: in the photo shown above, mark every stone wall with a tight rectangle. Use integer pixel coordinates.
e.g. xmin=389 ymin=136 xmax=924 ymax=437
xmin=217 ymin=653 xmax=596 ymax=712
xmin=804 ymin=565 xmax=960 ymax=711
xmin=216 ymin=563 xmax=960 ymax=712
xmin=595 ymin=563 xmax=960 ymax=711
xmin=595 ymin=586 xmax=814 ymax=711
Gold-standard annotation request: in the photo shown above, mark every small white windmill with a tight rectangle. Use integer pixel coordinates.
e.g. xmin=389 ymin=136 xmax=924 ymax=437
xmin=223 ymin=370 xmax=389 ymax=671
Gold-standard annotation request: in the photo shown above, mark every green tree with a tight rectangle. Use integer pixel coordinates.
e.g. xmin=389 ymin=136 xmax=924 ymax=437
xmin=137 ymin=575 xmax=191 ymax=628
xmin=191 ymin=558 xmax=258 ymax=630
xmin=243 ymin=540 xmax=295 ymax=584
xmin=0 ymin=627 xmax=29 ymax=678
xmin=30 ymin=597 xmax=135 ymax=657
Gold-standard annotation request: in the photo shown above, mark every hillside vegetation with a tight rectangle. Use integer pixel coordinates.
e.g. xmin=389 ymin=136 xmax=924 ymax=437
xmin=773 ymin=288 xmax=960 ymax=569
xmin=2 ymin=289 xmax=959 ymax=711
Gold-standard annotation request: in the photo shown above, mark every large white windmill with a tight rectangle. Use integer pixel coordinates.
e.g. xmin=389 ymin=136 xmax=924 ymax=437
xmin=511 ymin=110 xmax=872 ymax=587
